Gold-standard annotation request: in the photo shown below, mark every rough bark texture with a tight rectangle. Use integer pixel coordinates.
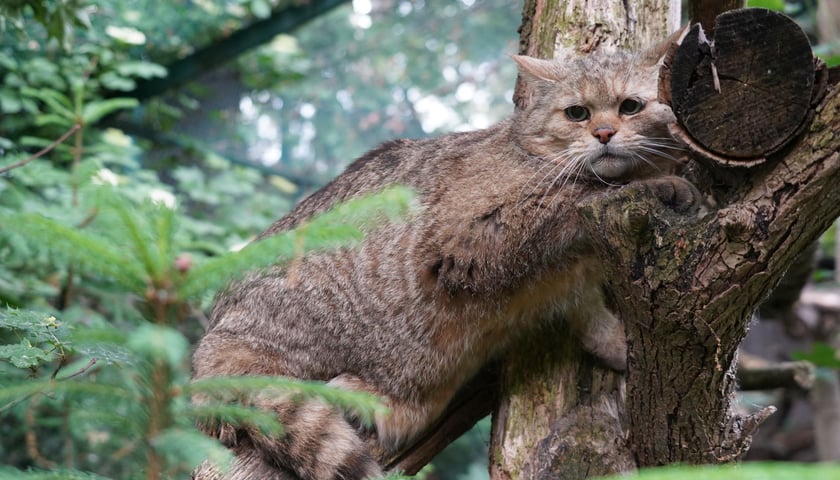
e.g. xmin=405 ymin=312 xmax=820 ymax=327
xmin=490 ymin=1 xmax=675 ymax=479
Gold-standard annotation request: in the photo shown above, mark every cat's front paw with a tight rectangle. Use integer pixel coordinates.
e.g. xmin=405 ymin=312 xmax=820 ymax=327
xmin=643 ymin=176 xmax=701 ymax=214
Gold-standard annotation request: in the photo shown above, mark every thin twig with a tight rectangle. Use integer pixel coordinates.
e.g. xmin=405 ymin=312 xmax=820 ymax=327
xmin=0 ymin=123 xmax=81 ymax=174
xmin=1 ymin=357 xmax=100 ymax=413
xmin=60 ymin=358 xmax=99 ymax=380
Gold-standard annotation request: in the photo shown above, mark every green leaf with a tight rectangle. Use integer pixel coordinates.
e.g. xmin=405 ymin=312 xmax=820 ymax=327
xmin=180 ymin=403 xmax=283 ymax=438
xmin=792 ymin=343 xmax=840 ymax=369
xmin=115 ymin=61 xmax=167 ymax=79
xmin=126 ymin=324 xmax=188 ymax=367
xmin=109 ymin=197 xmax=159 ymax=279
xmin=177 ymin=186 xmax=415 ymax=298
xmin=746 ymin=0 xmax=785 ymax=11
xmin=250 ymin=0 xmax=272 ymax=19
xmin=598 ymin=462 xmax=840 ymax=480
xmin=81 ymin=97 xmax=139 ymax=124
xmin=184 ymin=375 xmax=387 ymax=424
xmin=0 ymin=339 xmax=54 ymax=368
xmin=34 ymin=113 xmax=73 ymax=128
xmin=0 ymin=379 xmax=134 ymax=405
xmin=105 ymin=25 xmax=146 ymax=45
xmin=0 ymin=467 xmax=112 ymax=480
xmin=20 ymin=87 xmax=75 ymax=120
xmin=154 ymin=205 xmax=177 ymax=281
xmin=98 ymin=72 xmax=136 ymax=91
xmin=0 ymin=90 xmax=22 ymax=114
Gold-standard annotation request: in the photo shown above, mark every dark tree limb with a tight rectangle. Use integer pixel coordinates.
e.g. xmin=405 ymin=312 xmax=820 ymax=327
xmin=380 ymin=364 xmax=500 ymax=475
xmin=104 ymin=118 xmax=325 ymax=189
xmin=736 ymin=361 xmax=815 ymax=391
xmin=125 ymin=0 xmax=349 ymax=101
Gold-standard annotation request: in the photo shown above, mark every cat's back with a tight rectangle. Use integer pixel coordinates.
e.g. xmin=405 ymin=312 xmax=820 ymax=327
xmin=260 ymin=121 xmax=512 ymax=237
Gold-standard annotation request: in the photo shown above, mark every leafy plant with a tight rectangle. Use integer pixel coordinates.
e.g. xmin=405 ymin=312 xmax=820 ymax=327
xmin=598 ymin=462 xmax=840 ymax=480
xmin=0 ymin=183 xmax=411 ymax=479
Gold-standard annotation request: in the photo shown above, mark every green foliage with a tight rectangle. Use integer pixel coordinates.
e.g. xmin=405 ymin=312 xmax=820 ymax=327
xmin=0 ymin=5 xmax=419 ymax=475
xmin=0 ymin=184 xmax=411 ymax=478
xmin=0 ymin=310 xmax=67 ymax=369
xmin=747 ymin=0 xmax=786 ymax=11
xmin=178 ymin=185 xmax=415 ymax=298
xmin=0 ymin=0 xmax=515 ymax=477
xmin=793 ymin=342 xmax=840 ymax=369
xmin=13 ymin=0 xmax=838 ymax=478
xmin=598 ymin=462 xmax=840 ymax=480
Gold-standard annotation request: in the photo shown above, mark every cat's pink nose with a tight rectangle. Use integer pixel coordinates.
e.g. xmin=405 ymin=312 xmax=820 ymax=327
xmin=593 ymin=127 xmax=616 ymax=144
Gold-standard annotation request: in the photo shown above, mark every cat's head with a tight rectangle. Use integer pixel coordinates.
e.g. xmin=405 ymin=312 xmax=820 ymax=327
xmin=511 ymin=29 xmax=686 ymax=183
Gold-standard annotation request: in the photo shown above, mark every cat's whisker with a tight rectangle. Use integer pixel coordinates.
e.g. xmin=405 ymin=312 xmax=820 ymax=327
xmin=634 ymin=145 xmax=683 ymax=164
xmin=636 ymin=140 xmax=684 ymax=157
xmin=628 ymin=152 xmax=662 ymax=172
xmin=587 ymin=162 xmax=624 ymax=187
xmin=544 ymin=154 xmax=589 ymax=210
xmin=518 ymin=155 xmax=570 ymax=210
xmin=516 ymin=159 xmax=564 ymax=208
xmin=536 ymin=154 xmax=580 ymax=210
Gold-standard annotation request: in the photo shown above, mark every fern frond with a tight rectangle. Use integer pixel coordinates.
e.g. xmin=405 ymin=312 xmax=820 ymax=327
xmin=109 ymin=198 xmax=158 ymax=281
xmin=0 ymin=379 xmax=134 ymax=405
xmin=0 ymin=467 xmax=112 ymax=480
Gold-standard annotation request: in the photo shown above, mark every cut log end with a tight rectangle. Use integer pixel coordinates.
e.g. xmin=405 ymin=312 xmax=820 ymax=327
xmin=662 ymin=8 xmax=824 ymax=167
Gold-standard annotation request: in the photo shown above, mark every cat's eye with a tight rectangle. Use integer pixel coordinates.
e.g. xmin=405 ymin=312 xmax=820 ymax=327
xmin=619 ymin=98 xmax=645 ymax=115
xmin=564 ymin=105 xmax=589 ymax=122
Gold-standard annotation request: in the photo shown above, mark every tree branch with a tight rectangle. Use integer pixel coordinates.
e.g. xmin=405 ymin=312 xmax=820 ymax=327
xmin=126 ymin=0 xmax=350 ymax=101
xmin=0 ymin=124 xmax=80 ymax=175
xmin=737 ymin=360 xmax=815 ymax=391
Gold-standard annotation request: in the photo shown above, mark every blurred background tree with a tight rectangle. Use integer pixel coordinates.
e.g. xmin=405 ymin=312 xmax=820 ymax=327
xmin=0 ymin=0 xmax=838 ymax=479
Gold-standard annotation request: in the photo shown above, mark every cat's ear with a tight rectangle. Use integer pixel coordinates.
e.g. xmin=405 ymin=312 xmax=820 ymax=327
xmin=511 ymin=55 xmax=563 ymax=83
xmin=641 ymin=23 xmax=691 ymax=66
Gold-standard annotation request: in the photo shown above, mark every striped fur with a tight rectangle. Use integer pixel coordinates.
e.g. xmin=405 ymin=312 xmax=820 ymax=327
xmin=192 ymin=33 xmax=697 ymax=480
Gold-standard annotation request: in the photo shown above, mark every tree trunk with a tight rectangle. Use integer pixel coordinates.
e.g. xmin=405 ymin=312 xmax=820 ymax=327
xmin=490 ymin=2 xmax=677 ymax=478
xmin=490 ymin=1 xmax=840 ymax=478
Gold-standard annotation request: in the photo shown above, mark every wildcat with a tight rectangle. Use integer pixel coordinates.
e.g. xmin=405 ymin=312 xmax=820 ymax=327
xmin=192 ymin=29 xmax=698 ymax=480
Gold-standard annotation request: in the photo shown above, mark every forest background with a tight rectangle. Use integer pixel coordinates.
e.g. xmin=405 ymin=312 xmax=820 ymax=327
xmin=0 ymin=1 xmax=838 ymax=479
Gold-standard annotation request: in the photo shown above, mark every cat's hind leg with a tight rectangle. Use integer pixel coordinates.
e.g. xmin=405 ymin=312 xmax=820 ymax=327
xmin=192 ymin=333 xmax=383 ymax=480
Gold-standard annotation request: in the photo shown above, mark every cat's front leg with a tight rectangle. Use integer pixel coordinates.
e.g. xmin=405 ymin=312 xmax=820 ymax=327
xmin=566 ymin=285 xmax=627 ymax=371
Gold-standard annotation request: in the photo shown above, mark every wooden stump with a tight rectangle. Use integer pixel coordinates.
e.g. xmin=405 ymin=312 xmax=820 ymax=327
xmin=660 ymin=8 xmax=824 ymax=166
